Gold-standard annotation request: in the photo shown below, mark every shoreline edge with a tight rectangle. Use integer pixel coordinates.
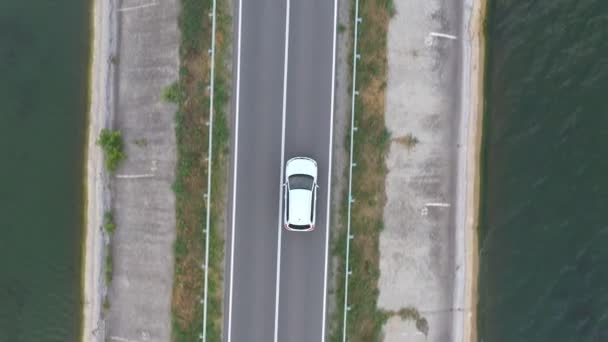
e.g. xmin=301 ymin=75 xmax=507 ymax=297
xmin=464 ymin=0 xmax=486 ymax=341
xmin=83 ymin=0 xmax=115 ymax=340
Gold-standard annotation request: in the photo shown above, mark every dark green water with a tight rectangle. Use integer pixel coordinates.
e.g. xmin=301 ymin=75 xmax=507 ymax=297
xmin=479 ymin=0 xmax=608 ymax=341
xmin=0 ymin=1 xmax=90 ymax=341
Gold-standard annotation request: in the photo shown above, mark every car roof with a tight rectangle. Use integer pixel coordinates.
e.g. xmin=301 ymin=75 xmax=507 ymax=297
xmin=288 ymin=189 xmax=313 ymax=225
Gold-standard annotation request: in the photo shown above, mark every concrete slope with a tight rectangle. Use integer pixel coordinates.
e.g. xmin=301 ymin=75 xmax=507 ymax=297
xmin=379 ymin=0 xmax=464 ymax=340
xmin=106 ymin=0 xmax=179 ymax=341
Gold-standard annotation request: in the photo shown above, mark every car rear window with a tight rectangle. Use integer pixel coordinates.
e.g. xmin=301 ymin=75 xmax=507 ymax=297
xmin=288 ymin=174 xmax=314 ymax=190
xmin=288 ymin=223 xmax=311 ymax=230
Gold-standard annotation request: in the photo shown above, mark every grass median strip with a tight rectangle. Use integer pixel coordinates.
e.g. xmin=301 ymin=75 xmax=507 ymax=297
xmin=330 ymin=0 xmax=393 ymax=341
xmin=170 ymin=0 xmax=231 ymax=341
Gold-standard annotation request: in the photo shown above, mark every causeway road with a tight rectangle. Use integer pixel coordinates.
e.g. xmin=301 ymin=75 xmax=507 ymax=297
xmin=224 ymin=0 xmax=337 ymax=341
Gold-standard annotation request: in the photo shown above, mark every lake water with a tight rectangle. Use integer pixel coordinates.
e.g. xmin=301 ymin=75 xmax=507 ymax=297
xmin=0 ymin=1 xmax=90 ymax=341
xmin=478 ymin=0 xmax=608 ymax=341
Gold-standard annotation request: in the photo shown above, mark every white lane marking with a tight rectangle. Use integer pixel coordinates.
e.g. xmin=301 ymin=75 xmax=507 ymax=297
xmin=426 ymin=32 xmax=458 ymax=47
xmin=321 ymin=0 xmax=339 ymax=339
xmin=273 ymin=0 xmax=291 ymax=340
xmin=114 ymin=174 xmax=154 ymax=178
xmin=117 ymin=2 xmax=158 ymax=12
xmin=430 ymin=32 xmax=458 ymax=39
xmin=109 ymin=337 xmax=139 ymax=342
xmin=426 ymin=202 xmax=451 ymax=207
xmin=226 ymin=0 xmax=243 ymax=340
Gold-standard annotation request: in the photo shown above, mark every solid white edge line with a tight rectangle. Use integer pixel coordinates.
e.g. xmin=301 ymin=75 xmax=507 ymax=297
xmin=226 ymin=0 xmax=243 ymax=340
xmin=321 ymin=0 xmax=339 ymax=339
xmin=273 ymin=0 xmax=290 ymax=340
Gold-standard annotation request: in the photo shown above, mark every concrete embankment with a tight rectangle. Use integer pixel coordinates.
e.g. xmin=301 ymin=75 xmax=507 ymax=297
xmin=83 ymin=0 xmax=179 ymax=341
xmin=379 ymin=0 xmax=485 ymax=341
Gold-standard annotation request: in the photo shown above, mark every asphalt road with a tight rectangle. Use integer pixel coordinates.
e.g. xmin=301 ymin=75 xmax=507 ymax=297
xmin=276 ymin=0 xmax=335 ymax=340
xmin=224 ymin=0 xmax=336 ymax=340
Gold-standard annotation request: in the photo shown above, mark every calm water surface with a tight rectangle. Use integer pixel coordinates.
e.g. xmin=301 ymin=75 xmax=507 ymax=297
xmin=0 ymin=1 xmax=90 ymax=341
xmin=479 ymin=0 xmax=608 ymax=341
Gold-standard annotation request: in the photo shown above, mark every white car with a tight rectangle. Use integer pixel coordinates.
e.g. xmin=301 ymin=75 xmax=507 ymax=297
xmin=283 ymin=157 xmax=318 ymax=231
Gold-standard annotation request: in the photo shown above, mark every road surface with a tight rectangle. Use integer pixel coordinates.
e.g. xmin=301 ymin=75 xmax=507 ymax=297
xmin=224 ymin=0 xmax=337 ymax=341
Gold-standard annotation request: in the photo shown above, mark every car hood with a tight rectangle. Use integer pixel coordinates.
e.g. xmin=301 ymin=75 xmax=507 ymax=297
xmin=288 ymin=189 xmax=313 ymax=225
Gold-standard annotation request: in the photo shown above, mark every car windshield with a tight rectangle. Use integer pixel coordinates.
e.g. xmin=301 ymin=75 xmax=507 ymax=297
xmin=288 ymin=174 xmax=314 ymax=190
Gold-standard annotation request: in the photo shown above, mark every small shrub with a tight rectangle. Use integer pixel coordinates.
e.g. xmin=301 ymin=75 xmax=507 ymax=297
xmin=179 ymin=0 xmax=205 ymax=53
xmin=172 ymin=178 xmax=185 ymax=197
xmin=162 ymin=82 xmax=183 ymax=103
xmin=105 ymin=253 xmax=113 ymax=284
xmin=378 ymin=126 xmax=392 ymax=149
xmin=97 ymin=129 xmax=125 ymax=173
xmin=385 ymin=0 xmax=397 ymax=17
xmin=103 ymin=211 xmax=116 ymax=234
xmin=416 ymin=316 xmax=429 ymax=336
xmin=338 ymin=23 xmax=347 ymax=33
xmin=394 ymin=133 xmax=419 ymax=150
xmin=213 ymin=110 xmax=229 ymax=149
xmin=174 ymin=237 xmax=188 ymax=259
xmin=396 ymin=307 xmax=428 ymax=336
xmin=179 ymin=66 xmax=189 ymax=78
xmin=134 ymin=138 xmax=148 ymax=147
xmin=103 ymin=297 xmax=110 ymax=312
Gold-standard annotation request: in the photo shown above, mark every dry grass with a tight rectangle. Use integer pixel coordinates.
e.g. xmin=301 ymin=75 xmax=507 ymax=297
xmin=393 ymin=133 xmax=419 ymax=150
xmin=171 ymin=43 xmax=209 ymax=342
xmin=330 ymin=0 xmax=393 ymax=341
xmin=171 ymin=0 xmax=231 ymax=341
xmin=394 ymin=307 xmax=429 ymax=336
